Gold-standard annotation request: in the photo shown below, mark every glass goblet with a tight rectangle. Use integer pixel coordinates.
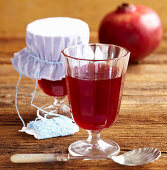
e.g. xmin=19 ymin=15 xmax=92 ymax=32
xmin=37 ymin=78 xmax=71 ymax=119
xmin=62 ymin=43 xmax=130 ymax=157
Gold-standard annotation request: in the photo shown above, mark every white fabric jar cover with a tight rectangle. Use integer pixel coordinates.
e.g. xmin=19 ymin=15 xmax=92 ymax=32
xmin=11 ymin=17 xmax=90 ymax=80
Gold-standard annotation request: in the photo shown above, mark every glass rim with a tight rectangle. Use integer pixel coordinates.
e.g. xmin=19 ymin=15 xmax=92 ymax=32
xmin=61 ymin=43 xmax=130 ymax=62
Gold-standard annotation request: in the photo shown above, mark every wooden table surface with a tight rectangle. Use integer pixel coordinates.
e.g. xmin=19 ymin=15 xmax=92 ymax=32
xmin=0 ymin=33 xmax=167 ymax=169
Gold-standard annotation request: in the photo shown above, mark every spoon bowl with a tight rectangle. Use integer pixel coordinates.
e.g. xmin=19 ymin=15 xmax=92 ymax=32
xmin=111 ymin=147 xmax=161 ymax=166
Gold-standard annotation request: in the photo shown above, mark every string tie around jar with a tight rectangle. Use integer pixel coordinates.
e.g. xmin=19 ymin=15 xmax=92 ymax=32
xmin=29 ymin=52 xmax=62 ymax=65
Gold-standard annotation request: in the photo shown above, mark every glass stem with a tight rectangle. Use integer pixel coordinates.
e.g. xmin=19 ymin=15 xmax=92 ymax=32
xmin=87 ymin=130 xmax=101 ymax=145
xmin=53 ymin=97 xmax=64 ymax=106
xmin=53 ymin=96 xmax=71 ymax=118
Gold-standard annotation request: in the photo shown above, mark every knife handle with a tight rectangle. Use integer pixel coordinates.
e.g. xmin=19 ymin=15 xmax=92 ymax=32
xmin=11 ymin=153 xmax=69 ymax=163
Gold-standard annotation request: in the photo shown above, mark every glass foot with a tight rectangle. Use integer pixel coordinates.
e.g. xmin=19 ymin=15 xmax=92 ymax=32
xmin=68 ymin=139 xmax=120 ymax=158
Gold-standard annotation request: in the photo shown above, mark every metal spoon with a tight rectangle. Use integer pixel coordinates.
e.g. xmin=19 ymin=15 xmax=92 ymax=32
xmin=10 ymin=147 xmax=161 ymax=166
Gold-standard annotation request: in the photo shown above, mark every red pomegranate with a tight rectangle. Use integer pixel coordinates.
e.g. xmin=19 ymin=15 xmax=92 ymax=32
xmin=99 ymin=3 xmax=163 ymax=63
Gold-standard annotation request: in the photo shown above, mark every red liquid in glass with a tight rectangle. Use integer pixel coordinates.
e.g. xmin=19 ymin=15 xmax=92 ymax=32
xmin=38 ymin=78 xmax=67 ymax=97
xmin=66 ymin=64 xmax=123 ymax=130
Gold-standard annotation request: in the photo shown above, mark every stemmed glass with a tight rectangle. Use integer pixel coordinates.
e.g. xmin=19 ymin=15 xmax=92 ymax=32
xmin=62 ymin=43 xmax=130 ymax=157
xmin=37 ymin=78 xmax=71 ymax=119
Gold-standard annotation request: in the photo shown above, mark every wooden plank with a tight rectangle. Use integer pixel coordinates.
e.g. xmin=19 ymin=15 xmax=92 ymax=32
xmin=0 ymin=32 xmax=167 ymax=64
xmin=1 ymin=64 xmax=167 ymax=94
xmin=0 ymin=108 xmax=166 ymax=169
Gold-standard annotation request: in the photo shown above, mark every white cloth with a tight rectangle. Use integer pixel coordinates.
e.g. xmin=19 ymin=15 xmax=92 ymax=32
xmin=11 ymin=17 xmax=90 ymax=80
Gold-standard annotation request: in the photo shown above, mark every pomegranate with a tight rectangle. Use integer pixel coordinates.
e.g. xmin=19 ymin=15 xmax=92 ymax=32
xmin=99 ymin=3 xmax=163 ymax=63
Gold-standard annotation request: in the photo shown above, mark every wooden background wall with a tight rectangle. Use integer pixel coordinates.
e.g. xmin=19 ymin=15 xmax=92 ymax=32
xmin=0 ymin=0 xmax=166 ymax=37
